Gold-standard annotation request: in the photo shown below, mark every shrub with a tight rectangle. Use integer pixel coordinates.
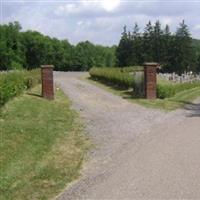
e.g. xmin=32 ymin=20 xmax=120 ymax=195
xmin=89 ymin=67 xmax=134 ymax=88
xmin=157 ymin=84 xmax=175 ymax=99
xmin=0 ymin=69 xmax=41 ymax=106
xmin=25 ymin=69 xmax=41 ymax=89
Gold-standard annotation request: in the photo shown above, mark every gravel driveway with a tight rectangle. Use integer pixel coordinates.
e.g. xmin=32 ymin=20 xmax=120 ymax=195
xmin=54 ymin=72 xmax=200 ymax=199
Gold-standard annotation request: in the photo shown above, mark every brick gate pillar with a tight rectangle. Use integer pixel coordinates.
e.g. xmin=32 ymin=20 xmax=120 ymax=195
xmin=41 ymin=65 xmax=54 ymax=100
xmin=144 ymin=62 xmax=158 ymax=99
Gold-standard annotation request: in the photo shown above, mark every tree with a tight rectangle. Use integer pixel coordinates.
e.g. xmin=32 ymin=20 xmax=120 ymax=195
xmin=72 ymin=41 xmax=96 ymax=71
xmin=173 ymin=20 xmax=195 ymax=74
xmin=0 ymin=22 xmax=24 ymax=70
xmin=116 ymin=26 xmax=133 ymax=67
xmin=152 ymin=20 xmax=164 ymax=63
xmin=143 ymin=21 xmax=154 ymax=62
xmin=20 ymin=31 xmax=48 ymax=69
xmin=162 ymin=24 xmax=172 ymax=71
xmin=197 ymin=55 xmax=200 ymax=72
xmin=131 ymin=23 xmax=143 ymax=65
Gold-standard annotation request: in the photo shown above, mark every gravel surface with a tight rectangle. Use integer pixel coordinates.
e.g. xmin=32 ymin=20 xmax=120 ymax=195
xmin=54 ymin=72 xmax=200 ymax=200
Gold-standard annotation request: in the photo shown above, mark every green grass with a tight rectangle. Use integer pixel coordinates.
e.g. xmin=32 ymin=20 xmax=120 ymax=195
xmin=85 ymin=77 xmax=200 ymax=111
xmin=0 ymin=86 xmax=90 ymax=200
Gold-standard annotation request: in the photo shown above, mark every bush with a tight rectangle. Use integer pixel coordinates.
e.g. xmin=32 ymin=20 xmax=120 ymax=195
xmin=25 ymin=69 xmax=41 ymax=89
xmin=157 ymin=82 xmax=200 ymax=99
xmin=0 ymin=69 xmax=41 ymax=106
xmin=89 ymin=67 xmax=134 ymax=88
xmin=157 ymin=84 xmax=175 ymax=99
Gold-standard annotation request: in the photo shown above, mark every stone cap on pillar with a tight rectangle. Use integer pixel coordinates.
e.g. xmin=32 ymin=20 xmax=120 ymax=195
xmin=143 ymin=62 xmax=159 ymax=67
xmin=41 ymin=65 xmax=54 ymax=69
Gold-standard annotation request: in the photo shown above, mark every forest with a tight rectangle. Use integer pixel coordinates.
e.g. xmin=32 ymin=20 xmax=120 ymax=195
xmin=116 ymin=20 xmax=200 ymax=73
xmin=0 ymin=21 xmax=116 ymax=71
xmin=0 ymin=21 xmax=200 ymax=73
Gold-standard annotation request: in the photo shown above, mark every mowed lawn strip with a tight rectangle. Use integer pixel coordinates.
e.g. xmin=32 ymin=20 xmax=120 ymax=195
xmin=0 ymin=86 xmax=90 ymax=200
xmin=85 ymin=77 xmax=200 ymax=110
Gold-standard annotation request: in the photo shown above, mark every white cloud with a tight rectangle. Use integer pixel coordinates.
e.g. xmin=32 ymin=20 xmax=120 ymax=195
xmin=100 ymin=0 xmax=121 ymax=12
xmin=54 ymin=1 xmax=102 ymax=17
xmin=55 ymin=3 xmax=82 ymax=16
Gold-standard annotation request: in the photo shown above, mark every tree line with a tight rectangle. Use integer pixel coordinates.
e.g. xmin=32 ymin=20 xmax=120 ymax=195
xmin=1 ymin=21 xmax=200 ymax=73
xmin=116 ymin=20 xmax=200 ymax=74
xmin=0 ymin=21 xmax=116 ymax=71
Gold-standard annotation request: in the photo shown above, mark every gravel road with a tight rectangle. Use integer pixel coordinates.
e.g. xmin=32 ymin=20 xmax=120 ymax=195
xmin=54 ymin=72 xmax=200 ymax=200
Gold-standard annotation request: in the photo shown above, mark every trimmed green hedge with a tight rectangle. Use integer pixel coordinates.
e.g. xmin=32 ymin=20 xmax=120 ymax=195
xmin=90 ymin=67 xmax=200 ymax=99
xmin=0 ymin=69 xmax=41 ymax=106
xmin=157 ymin=82 xmax=200 ymax=99
xmin=89 ymin=67 xmax=134 ymax=88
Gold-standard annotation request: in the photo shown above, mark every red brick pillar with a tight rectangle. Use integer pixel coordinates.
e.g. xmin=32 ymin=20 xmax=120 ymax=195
xmin=144 ymin=62 xmax=158 ymax=99
xmin=41 ymin=65 xmax=54 ymax=100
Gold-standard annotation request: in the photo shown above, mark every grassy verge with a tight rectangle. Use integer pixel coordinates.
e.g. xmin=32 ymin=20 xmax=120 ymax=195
xmin=0 ymin=86 xmax=90 ymax=200
xmin=85 ymin=77 xmax=200 ymax=110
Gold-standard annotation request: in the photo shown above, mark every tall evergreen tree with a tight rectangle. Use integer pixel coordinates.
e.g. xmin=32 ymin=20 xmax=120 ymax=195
xmin=163 ymin=25 xmax=171 ymax=55
xmin=152 ymin=20 xmax=163 ymax=63
xmin=162 ymin=24 xmax=173 ymax=71
xmin=132 ymin=23 xmax=143 ymax=65
xmin=143 ymin=21 xmax=154 ymax=62
xmin=116 ymin=26 xmax=132 ymax=67
xmin=174 ymin=20 xmax=195 ymax=74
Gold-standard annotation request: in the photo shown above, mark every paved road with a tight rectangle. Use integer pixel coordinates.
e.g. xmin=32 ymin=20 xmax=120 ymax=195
xmin=54 ymin=72 xmax=200 ymax=200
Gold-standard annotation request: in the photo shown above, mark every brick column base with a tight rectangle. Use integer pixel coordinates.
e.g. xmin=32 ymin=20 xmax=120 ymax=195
xmin=144 ymin=62 xmax=158 ymax=99
xmin=41 ymin=65 xmax=54 ymax=100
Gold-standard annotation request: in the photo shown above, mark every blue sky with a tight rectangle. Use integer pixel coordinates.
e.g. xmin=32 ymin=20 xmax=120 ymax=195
xmin=1 ymin=0 xmax=200 ymax=46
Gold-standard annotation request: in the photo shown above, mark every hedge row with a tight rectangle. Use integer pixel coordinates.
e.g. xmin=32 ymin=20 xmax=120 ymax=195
xmin=89 ymin=67 xmax=200 ymax=99
xmin=0 ymin=69 xmax=41 ymax=106
xmin=157 ymin=82 xmax=200 ymax=99
xmin=89 ymin=67 xmax=134 ymax=88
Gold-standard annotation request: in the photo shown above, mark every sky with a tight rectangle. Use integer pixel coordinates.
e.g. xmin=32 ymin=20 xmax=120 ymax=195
xmin=1 ymin=0 xmax=200 ymax=46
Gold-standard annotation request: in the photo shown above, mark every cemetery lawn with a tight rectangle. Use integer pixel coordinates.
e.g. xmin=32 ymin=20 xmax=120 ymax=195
xmin=0 ymin=86 xmax=90 ymax=200
xmin=86 ymin=77 xmax=200 ymax=110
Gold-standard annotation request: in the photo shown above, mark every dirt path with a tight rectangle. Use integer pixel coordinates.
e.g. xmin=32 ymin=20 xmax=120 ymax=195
xmin=54 ymin=72 xmax=200 ymax=199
